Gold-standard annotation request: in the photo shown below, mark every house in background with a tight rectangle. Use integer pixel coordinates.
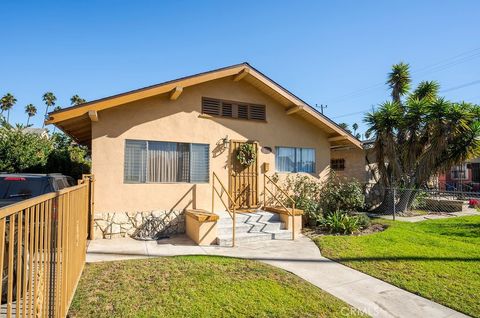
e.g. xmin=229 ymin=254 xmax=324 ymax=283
xmin=437 ymin=158 xmax=480 ymax=191
xmin=46 ymin=63 xmax=362 ymax=242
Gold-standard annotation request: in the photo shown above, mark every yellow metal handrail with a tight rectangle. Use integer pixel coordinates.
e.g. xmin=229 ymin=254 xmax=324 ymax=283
xmin=0 ymin=175 xmax=93 ymax=317
xmin=212 ymin=172 xmax=236 ymax=247
xmin=263 ymin=174 xmax=296 ymax=240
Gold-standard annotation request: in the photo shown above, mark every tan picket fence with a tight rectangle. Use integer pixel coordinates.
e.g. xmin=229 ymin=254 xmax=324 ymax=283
xmin=0 ymin=175 xmax=94 ymax=317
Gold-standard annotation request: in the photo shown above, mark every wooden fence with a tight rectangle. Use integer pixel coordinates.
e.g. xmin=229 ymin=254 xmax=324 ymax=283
xmin=0 ymin=175 xmax=94 ymax=317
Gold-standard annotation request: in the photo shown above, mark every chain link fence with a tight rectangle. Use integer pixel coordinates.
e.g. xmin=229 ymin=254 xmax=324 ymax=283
xmin=364 ymin=183 xmax=480 ymax=219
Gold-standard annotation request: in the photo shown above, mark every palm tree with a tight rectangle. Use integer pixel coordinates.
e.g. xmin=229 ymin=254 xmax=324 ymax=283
xmin=42 ymin=92 xmax=57 ymax=128
xmin=25 ymin=104 xmax=37 ymax=126
xmin=364 ymin=63 xmax=480 ymax=213
xmin=1 ymin=93 xmax=17 ymax=123
xmin=338 ymin=122 xmax=352 ymax=134
xmin=386 ymin=62 xmax=411 ymax=103
xmin=52 ymin=106 xmax=62 ymax=132
xmin=70 ymin=95 xmax=86 ymax=106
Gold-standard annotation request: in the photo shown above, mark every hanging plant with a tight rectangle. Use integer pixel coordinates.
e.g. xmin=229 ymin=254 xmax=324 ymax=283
xmin=237 ymin=143 xmax=256 ymax=166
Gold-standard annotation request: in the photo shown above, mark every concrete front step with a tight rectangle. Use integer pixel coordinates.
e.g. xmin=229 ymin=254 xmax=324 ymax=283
xmin=217 ymin=220 xmax=284 ymax=235
xmin=215 ymin=210 xmax=292 ymax=246
xmin=216 ymin=211 xmax=281 ymax=225
xmin=217 ymin=230 xmax=292 ymax=246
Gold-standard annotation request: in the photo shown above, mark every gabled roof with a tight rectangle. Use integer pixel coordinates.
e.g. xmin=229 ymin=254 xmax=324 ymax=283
xmin=46 ymin=62 xmax=362 ymax=149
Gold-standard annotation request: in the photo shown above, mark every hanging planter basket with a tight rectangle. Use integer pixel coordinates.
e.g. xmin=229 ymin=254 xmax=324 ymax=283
xmin=237 ymin=143 xmax=256 ymax=166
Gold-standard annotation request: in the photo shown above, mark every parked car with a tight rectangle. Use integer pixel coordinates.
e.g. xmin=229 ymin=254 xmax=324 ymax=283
xmin=0 ymin=173 xmax=75 ymax=303
xmin=0 ymin=173 xmax=75 ymax=208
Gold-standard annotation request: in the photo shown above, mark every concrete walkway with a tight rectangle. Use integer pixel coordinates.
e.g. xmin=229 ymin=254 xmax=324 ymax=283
xmin=374 ymin=210 xmax=480 ymax=222
xmin=87 ymin=235 xmax=469 ymax=318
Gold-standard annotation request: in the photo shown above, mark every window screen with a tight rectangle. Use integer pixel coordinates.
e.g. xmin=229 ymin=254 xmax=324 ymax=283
xmin=124 ymin=140 xmax=209 ymax=183
xmin=275 ymin=147 xmax=315 ymax=173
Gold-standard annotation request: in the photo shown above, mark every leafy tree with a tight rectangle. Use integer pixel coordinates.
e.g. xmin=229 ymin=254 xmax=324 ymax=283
xmin=43 ymin=132 xmax=91 ymax=179
xmin=1 ymin=93 xmax=17 ymax=123
xmin=25 ymin=104 xmax=37 ymax=126
xmin=0 ymin=120 xmax=52 ymax=172
xmin=70 ymin=95 xmax=86 ymax=106
xmin=365 ymin=63 xmax=480 ymax=213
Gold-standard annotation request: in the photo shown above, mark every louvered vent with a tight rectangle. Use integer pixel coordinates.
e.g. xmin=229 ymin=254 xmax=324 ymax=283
xmin=201 ymin=97 xmax=266 ymax=121
xmin=238 ymin=104 xmax=249 ymax=119
xmin=221 ymin=102 xmax=233 ymax=117
xmin=249 ymin=105 xmax=266 ymax=121
xmin=202 ymin=98 xmax=221 ymax=116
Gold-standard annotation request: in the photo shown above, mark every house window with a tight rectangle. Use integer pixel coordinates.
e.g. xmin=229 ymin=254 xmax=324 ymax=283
xmin=275 ymin=147 xmax=315 ymax=173
xmin=124 ymin=140 xmax=209 ymax=183
xmin=451 ymin=164 xmax=468 ymax=180
xmin=202 ymin=97 xmax=266 ymax=121
xmin=331 ymin=159 xmax=345 ymax=171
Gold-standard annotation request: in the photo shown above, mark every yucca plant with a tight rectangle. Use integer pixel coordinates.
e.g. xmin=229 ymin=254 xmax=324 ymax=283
xmin=365 ymin=63 xmax=480 ymax=213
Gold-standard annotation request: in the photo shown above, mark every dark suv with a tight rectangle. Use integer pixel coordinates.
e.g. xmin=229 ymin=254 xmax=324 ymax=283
xmin=0 ymin=173 xmax=76 ymax=208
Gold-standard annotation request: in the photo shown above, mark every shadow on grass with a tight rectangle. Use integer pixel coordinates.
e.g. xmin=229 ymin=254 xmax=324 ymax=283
xmin=86 ymin=251 xmax=480 ymax=263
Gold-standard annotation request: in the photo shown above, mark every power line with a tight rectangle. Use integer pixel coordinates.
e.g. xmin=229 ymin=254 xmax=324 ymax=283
xmin=324 ymin=46 xmax=480 ymax=104
xmin=330 ymin=79 xmax=480 ymax=120
xmin=441 ymin=79 xmax=480 ymax=93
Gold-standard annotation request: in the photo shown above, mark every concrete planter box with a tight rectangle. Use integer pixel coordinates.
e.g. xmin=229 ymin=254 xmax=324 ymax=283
xmin=423 ymin=198 xmax=463 ymax=212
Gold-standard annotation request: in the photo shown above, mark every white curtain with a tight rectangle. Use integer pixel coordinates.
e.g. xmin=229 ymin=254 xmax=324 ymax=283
xmin=148 ymin=142 xmax=189 ymax=183
xmin=276 ymin=147 xmax=296 ymax=172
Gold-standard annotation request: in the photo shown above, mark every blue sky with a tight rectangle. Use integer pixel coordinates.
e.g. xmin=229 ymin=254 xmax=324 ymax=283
xmin=1 ymin=0 xmax=480 ymax=136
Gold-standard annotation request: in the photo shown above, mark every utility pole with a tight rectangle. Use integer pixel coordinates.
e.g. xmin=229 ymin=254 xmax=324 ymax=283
xmin=316 ymin=104 xmax=327 ymax=114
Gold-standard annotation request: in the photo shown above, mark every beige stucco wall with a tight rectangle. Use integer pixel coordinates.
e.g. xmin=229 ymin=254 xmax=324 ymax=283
xmin=330 ymin=148 xmax=367 ymax=182
xmin=91 ymin=77 xmax=333 ymax=213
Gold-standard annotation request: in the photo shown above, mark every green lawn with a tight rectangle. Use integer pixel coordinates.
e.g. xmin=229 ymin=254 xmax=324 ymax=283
xmin=315 ymin=216 xmax=480 ymax=317
xmin=69 ymin=256 xmax=367 ymax=318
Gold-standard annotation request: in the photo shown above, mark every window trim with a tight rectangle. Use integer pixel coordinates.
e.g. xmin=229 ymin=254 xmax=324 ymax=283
xmin=331 ymin=158 xmax=345 ymax=171
xmin=275 ymin=146 xmax=316 ymax=173
xmin=450 ymin=164 xmax=468 ymax=180
xmin=124 ymin=139 xmax=210 ymax=184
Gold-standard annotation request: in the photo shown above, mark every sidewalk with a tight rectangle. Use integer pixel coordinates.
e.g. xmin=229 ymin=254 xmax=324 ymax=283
xmin=87 ymin=235 xmax=469 ymax=318
xmin=373 ymin=210 xmax=480 ymax=222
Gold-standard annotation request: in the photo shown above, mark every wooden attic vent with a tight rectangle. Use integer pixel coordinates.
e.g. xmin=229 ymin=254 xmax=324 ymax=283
xmin=202 ymin=97 xmax=266 ymax=121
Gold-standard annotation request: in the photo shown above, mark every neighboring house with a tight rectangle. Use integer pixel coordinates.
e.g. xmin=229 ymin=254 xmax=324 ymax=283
xmin=436 ymin=157 xmax=480 ymax=191
xmin=22 ymin=127 xmax=49 ymax=138
xmin=46 ymin=63 xmax=361 ymax=239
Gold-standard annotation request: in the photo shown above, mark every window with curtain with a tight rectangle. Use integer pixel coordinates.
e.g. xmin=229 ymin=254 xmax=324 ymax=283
xmin=275 ymin=147 xmax=315 ymax=173
xmin=124 ymin=140 xmax=209 ymax=183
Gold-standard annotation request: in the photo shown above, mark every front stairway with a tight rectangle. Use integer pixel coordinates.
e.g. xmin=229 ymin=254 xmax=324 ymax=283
xmin=216 ymin=210 xmax=292 ymax=246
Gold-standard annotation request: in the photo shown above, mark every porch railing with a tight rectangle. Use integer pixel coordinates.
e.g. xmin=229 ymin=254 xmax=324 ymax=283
xmin=212 ymin=172 xmax=236 ymax=247
xmin=0 ymin=175 xmax=93 ymax=317
xmin=263 ymin=174 xmax=296 ymax=240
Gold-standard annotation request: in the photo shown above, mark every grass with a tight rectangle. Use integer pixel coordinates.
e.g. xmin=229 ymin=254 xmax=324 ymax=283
xmin=315 ymin=216 xmax=480 ymax=317
xmin=69 ymin=255 xmax=367 ymax=318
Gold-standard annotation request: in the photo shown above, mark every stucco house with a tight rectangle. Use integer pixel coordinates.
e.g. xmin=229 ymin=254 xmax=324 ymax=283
xmin=46 ymin=63 xmax=362 ymax=244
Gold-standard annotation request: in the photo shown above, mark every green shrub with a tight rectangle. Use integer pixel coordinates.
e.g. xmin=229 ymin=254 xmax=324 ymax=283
xmin=321 ymin=211 xmax=360 ymax=234
xmin=319 ymin=176 xmax=364 ymax=215
xmin=270 ymin=173 xmax=365 ymax=227
xmin=354 ymin=213 xmax=371 ymax=229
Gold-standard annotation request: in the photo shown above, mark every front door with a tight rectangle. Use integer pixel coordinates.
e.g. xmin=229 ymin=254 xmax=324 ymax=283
xmin=229 ymin=140 xmax=259 ymax=210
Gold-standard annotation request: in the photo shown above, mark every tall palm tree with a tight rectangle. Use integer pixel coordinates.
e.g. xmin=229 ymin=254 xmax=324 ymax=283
xmin=52 ymin=106 xmax=62 ymax=132
xmin=1 ymin=93 xmax=17 ymax=123
xmin=42 ymin=92 xmax=57 ymax=128
xmin=70 ymin=95 xmax=86 ymax=106
xmin=386 ymin=62 xmax=411 ymax=103
xmin=365 ymin=63 xmax=480 ymax=213
xmin=25 ymin=104 xmax=37 ymax=126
